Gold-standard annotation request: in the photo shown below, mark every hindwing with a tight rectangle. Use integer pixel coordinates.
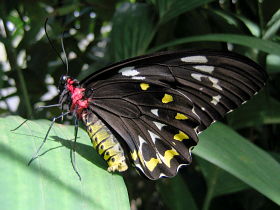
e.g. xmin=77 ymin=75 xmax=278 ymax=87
xmin=81 ymin=50 xmax=267 ymax=179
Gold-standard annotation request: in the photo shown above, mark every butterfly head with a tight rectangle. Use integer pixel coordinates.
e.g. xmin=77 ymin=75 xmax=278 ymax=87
xmin=58 ymin=75 xmax=72 ymax=112
xmin=58 ymin=75 xmax=69 ymax=93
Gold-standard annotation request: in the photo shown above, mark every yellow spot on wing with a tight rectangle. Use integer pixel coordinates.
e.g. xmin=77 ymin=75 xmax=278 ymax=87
xmin=163 ymin=148 xmax=179 ymax=167
xmin=162 ymin=94 xmax=173 ymax=103
xmin=140 ymin=83 xmax=150 ymax=90
xmin=175 ymin=113 xmax=188 ymax=120
xmin=174 ymin=131 xmax=189 ymax=141
xmin=131 ymin=150 xmax=138 ymax=161
xmin=146 ymin=158 xmax=160 ymax=172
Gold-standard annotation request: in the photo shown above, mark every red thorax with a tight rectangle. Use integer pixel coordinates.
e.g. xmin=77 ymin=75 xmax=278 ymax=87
xmin=66 ymin=78 xmax=89 ymax=118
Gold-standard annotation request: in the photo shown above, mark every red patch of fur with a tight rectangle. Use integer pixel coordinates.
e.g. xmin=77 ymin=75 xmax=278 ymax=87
xmin=66 ymin=78 xmax=89 ymax=118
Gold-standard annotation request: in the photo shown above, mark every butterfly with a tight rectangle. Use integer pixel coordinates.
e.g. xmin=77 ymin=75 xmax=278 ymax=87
xmin=51 ymin=50 xmax=268 ymax=180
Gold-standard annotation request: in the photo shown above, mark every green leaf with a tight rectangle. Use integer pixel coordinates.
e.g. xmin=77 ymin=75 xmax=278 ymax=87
xmin=56 ymin=3 xmax=81 ymax=16
xmin=193 ymin=122 xmax=280 ymax=205
xmin=227 ymin=93 xmax=280 ymax=129
xmin=148 ymin=34 xmax=280 ymax=56
xmin=157 ymin=175 xmax=198 ymax=210
xmin=0 ymin=116 xmax=129 ymax=210
xmin=148 ymin=0 xmax=215 ymax=24
xmin=267 ymin=54 xmax=280 ymax=73
xmin=108 ymin=3 xmax=156 ymax=62
xmin=196 ymin=157 xmax=249 ymax=197
xmin=263 ymin=9 xmax=280 ymax=40
xmin=237 ymin=16 xmax=260 ymax=37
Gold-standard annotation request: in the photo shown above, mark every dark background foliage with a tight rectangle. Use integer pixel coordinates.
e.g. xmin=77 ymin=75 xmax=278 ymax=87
xmin=0 ymin=0 xmax=280 ymax=209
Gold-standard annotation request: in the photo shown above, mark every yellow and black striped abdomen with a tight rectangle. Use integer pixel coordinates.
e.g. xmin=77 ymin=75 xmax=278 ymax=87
xmin=82 ymin=112 xmax=128 ymax=172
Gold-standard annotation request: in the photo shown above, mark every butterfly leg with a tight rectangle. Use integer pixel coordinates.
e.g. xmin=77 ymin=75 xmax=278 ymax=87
xmin=28 ymin=111 xmax=70 ymax=165
xmin=70 ymin=117 xmax=81 ymax=180
xmin=11 ymin=104 xmax=62 ymax=132
xmin=10 ymin=119 xmax=29 ymax=131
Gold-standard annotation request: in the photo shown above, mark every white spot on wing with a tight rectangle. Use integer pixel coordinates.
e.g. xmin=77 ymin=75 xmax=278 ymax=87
xmin=135 ymin=163 xmax=145 ymax=173
xmin=211 ymin=120 xmax=217 ymax=125
xmin=209 ymin=77 xmax=223 ymax=91
xmin=153 ymin=121 xmax=165 ymax=130
xmin=191 ymin=107 xmax=198 ymax=117
xmin=201 ymin=107 xmax=206 ymax=111
xmin=181 ymin=56 xmax=208 ymax=63
xmin=132 ymin=76 xmax=146 ymax=80
xmin=138 ymin=136 xmax=146 ymax=164
xmin=118 ymin=66 xmax=139 ymax=76
xmin=191 ymin=73 xmax=204 ymax=81
xmin=139 ymin=136 xmax=146 ymax=149
xmin=159 ymin=173 xmax=167 ymax=178
xmin=176 ymin=164 xmax=188 ymax=173
xmin=148 ymin=130 xmax=160 ymax=143
xmin=191 ymin=74 xmax=223 ymax=91
xmin=194 ymin=65 xmax=214 ymax=73
xmin=151 ymin=109 xmax=159 ymax=116
xmin=211 ymin=95 xmax=222 ymax=105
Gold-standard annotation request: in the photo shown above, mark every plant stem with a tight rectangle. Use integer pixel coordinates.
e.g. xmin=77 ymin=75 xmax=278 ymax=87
xmin=258 ymin=0 xmax=265 ymax=37
xmin=202 ymin=166 xmax=220 ymax=210
xmin=2 ymin=17 xmax=33 ymax=118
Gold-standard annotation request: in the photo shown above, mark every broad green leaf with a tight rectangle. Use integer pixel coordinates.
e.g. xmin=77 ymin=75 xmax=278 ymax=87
xmin=148 ymin=34 xmax=280 ymax=56
xmin=157 ymin=175 xmax=198 ymax=210
xmin=148 ymin=0 xmax=215 ymax=24
xmin=0 ymin=116 xmax=129 ymax=210
xmin=196 ymin=157 xmax=249 ymax=197
xmin=193 ymin=122 xmax=280 ymax=205
xmin=108 ymin=3 xmax=156 ymax=62
xmin=228 ymin=93 xmax=280 ymax=129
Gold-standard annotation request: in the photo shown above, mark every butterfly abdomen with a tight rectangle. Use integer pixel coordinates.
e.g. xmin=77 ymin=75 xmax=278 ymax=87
xmin=82 ymin=111 xmax=128 ymax=172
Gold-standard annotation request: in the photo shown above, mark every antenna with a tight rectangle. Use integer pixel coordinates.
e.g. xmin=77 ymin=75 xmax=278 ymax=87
xmin=44 ymin=18 xmax=68 ymax=74
xmin=61 ymin=31 xmax=69 ymax=75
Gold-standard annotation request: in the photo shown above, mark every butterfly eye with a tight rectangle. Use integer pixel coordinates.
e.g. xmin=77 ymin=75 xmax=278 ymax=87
xmin=62 ymin=75 xmax=68 ymax=82
xmin=58 ymin=75 xmax=69 ymax=93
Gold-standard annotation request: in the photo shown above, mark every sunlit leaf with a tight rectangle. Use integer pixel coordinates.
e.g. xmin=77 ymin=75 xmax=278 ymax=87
xmin=193 ymin=122 xmax=280 ymax=205
xmin=0 ymin=116 xmax=130 ymax=210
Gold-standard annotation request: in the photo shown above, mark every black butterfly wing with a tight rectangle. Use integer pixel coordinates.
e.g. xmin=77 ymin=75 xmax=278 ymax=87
xmin=80 ymin=50 xmax=267 ymax=179
xmin=87 ymin=85 xmax=200 ymax=179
